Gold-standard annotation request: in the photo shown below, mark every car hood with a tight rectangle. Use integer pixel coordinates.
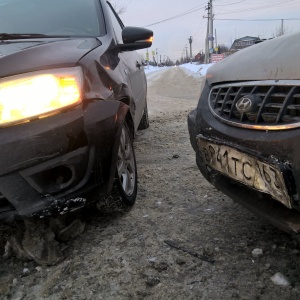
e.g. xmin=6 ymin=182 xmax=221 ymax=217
xmin=207 ymin=32 xmax=300 ymax=85
xmin=0 ymin=38 xmax=101 ymax=78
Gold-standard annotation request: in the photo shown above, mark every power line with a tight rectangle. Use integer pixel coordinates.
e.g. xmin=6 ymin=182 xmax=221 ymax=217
xmin=214 ymin=0 xmax=297 ymax=7
xmin=215 ymin=18 xmax=300 ymax=21
xmin=215 ymin=0 xmax=300 ymax=15
xmin=192 ymin=18 xmax=206 ymax=36
xmin=144 ymin=3 xmax=207 ymax=27
xmin=143 ymin=0 xmax=300 ymax=27
xmin=214 ymin=0 xmax=247 ymax=7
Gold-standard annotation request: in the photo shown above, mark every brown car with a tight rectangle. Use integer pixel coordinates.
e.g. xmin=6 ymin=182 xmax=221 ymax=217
xmin=0 ymin=0 xmax=153 ymax=221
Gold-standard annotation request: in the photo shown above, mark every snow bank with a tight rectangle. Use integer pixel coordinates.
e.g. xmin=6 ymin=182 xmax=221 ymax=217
xmin=144 ymin=65 xmax=168 ymax=75
xmin=144 ymin=62 xmax=214 ymax=79
xmin=179 ymin=63 xmax=214 ymax=78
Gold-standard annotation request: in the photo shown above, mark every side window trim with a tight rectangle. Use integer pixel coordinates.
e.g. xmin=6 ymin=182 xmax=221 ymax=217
xmin=97 ymin=0 xmax=108 ymax=36
xmin=106 ymin=1 xmax=125 ymax=29
xmin=105 ymin=1 xmax=124 ymax=44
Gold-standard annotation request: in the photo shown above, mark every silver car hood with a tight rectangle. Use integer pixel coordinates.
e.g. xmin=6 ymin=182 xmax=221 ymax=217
xmin=207 ymin=32 xmax=300 ymax=85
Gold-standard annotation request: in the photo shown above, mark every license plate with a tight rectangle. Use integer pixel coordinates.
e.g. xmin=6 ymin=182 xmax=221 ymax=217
xmin=197 ymin=138 xmax=291 ymax=208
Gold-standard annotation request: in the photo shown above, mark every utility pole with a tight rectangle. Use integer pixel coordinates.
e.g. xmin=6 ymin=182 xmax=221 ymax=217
xmin=281 ymin=19 xmax=284 ymax=36
xmin=185 ymin=46 xmax=188 ymax=63
xmin=146 ymin=48 xmax=149 ymax=66
xmin=209 ymin=0 xmax=213 ymax=53
xmin=215 ymin=28 xmax=217 ymax=52
xmin=188 ymin=36 xmax=193 ymax=62
xmin=204 ymin=1 xmax=213 ymax=64
xmin=156 ymin=48 xmax=158 ymax=67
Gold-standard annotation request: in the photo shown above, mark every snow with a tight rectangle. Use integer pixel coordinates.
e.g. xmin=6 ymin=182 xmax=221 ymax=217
xmin=144 ymin=63 xmax=214 ymax=79
xmin=179 ymin=62 xmax=214 ymax=78
xmin=144 ymin=66 xmax=170 ymax=87
xmin=144 ymin=65 xmax=169 ymax=75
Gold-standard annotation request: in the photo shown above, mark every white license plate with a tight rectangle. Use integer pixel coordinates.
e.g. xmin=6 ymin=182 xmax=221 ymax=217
xmin=197 ymin=138 xmax=291 ymax=208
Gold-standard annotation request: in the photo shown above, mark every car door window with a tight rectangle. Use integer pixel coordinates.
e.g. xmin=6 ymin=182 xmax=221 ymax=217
xmin=106 ymin=2 xmax=124 ymax=44
xmin=0 ymin=0 xmax=105 ymax=37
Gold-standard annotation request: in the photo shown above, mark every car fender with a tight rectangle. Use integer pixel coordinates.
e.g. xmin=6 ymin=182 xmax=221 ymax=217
xmin=82 ymin=99 xmax=130 ymax=196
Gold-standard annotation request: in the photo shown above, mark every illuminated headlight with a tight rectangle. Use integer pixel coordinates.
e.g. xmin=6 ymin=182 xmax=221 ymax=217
xmin=0 ymin=67 xmax=83 ymax=127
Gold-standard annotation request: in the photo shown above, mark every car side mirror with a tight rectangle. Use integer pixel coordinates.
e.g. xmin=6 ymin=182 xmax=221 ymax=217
xmin=118 ymin=26 xmax=153 ymax=52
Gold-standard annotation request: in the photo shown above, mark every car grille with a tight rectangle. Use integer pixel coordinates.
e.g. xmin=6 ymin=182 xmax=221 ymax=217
xmin=208 ymin=80 xmax=300 ymax=130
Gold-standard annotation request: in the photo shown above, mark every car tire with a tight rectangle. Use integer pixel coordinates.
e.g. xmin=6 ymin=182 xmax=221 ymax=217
xmin=98 ymin=123 xmax=137 ymax=213
xmin=138 ymin=101 xmax=149 ymax=130
xmin=115 ymin=123 xmax=137 ymax=205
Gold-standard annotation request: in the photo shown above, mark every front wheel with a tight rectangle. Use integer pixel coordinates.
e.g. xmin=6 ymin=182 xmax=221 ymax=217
xmin=138 ymin=101 xmax=149 ymax=130
xmin=115 ymin=123 xmax=137 ymax=205
xmin=99 ymin=123 xmax=137 ymax=213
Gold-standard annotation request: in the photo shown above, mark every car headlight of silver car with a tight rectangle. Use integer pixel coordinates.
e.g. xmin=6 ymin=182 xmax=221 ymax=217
xmin=0 ymin=66 xmax=83 ymax=127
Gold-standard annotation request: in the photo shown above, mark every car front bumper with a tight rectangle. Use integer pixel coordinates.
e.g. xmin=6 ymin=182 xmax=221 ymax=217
xmin=188 ymin=83 xmax=300 ymax=234
xmin=0 ymin=100 xmax=127 ymax=222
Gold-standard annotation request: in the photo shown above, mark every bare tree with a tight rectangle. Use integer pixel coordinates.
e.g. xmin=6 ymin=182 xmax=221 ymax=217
xmin=111 ymin=1 xmax=127 ymax=15
xmin=273 ymin=20 xmax=289 ymax=37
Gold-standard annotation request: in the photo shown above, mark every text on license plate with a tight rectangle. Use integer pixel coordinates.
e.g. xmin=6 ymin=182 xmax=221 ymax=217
xmin=197 ymin=138 xmax=291 ymax=208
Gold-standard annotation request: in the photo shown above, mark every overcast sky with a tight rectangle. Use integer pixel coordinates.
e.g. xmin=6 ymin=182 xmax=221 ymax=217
xmin=116 ymin=0 xmax=300 ymax=62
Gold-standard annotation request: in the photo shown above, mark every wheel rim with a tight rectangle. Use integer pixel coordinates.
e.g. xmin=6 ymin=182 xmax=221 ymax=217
xmin=116 ymin=126 xmax=136 ymax=196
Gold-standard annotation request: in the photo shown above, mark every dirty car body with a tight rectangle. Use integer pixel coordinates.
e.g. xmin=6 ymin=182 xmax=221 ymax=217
xmin=188 ymin=32 xmax=300 ymax=235
xmin=0 ymin=0 xmax=153 ymax=221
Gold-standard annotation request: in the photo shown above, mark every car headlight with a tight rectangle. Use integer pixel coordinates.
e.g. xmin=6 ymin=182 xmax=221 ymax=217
xmin=0 ymin=67 xmax=83 ymax=127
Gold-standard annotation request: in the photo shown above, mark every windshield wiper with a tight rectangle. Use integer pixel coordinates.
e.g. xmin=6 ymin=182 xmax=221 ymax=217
xmin=0 ymin=33 xmax=50 ymax=40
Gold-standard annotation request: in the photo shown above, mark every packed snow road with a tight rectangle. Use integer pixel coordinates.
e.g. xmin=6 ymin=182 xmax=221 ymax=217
xmin=0 ymin=66 xmax=300 ymax=299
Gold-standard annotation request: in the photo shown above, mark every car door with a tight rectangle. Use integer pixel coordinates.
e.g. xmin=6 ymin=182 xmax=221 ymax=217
xmin=119 ymin=50 xmax=146 ymax=115
xmin=105 ymin=2 xmax=146 ymax=125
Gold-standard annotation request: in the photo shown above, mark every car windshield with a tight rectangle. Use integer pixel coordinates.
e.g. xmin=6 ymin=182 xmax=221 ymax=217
xmin=0 ymin=0 xmax=105 ymax=37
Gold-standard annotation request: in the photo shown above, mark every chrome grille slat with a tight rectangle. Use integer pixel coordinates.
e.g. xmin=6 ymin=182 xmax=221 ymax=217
xmin=220 ymin=87 xmax=234 ymax=115
xmin=229 ymin=86 xmax=245 ymax=118
xmin=270 ymin=93 xmax=289 ymax=97
xmin=287 ymin=105 xmax=300 ymax=109
xmin=276 ymin=86 xmax=297 ymax=123
xmin=254 ymin=86 xmax=275 ymax=124
xmin=265 ymin=103 xmax=282 ymax=108
xmin=209 ymin=80 xmax=300 ymax=130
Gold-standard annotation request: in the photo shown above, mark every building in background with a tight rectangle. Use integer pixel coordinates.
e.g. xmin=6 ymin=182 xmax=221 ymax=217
xmin=230 ymin=36 xmax=261 ymax=50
